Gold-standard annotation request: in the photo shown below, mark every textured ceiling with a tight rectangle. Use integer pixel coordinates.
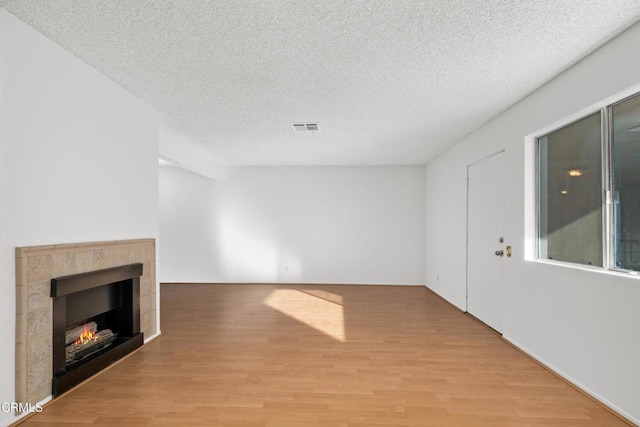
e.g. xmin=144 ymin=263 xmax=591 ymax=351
xmin=2 ymin=1 xmax=640 ymax=166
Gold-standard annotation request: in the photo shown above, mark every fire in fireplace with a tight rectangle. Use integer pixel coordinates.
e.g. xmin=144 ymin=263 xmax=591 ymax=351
xmin=51 ymin=263 xmax=144 ymax=396
xmin=65 ymin=322 xmax=117 ymax=366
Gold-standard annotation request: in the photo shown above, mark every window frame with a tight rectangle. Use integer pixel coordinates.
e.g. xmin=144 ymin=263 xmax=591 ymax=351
xmin=528 ymin=84 xmax=640 ymax=277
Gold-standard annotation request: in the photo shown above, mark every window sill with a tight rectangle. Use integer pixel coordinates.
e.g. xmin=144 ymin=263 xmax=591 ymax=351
xmin=529 ymin=258 xmax=640 ymax=280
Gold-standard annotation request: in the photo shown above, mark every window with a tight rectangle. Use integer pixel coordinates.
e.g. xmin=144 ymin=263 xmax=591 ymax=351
xmin=612 ymin=93 xmax=640 ymax=271
xmin=538 ymin=112 xmax=603 ymax=266
xmin=536 ymin=91 xmax=640 ymax=272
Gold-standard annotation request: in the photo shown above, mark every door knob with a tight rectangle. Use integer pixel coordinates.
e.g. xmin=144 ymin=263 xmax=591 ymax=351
xmin=495 ymin=250 xmax=504 ymax=257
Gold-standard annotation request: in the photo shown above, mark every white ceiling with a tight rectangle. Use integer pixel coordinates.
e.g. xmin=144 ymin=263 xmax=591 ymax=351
xmin=2 ymin=1 xmax=640 ymax=166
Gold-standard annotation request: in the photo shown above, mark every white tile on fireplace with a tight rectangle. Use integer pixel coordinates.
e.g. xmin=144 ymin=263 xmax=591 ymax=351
xmin=27 ymin=333 xmax=51 ymax=367
xmin=26 ymin=307 xmax=52 ymax=339
xmin=28 ymin=381 xmax=52 ymax=404
xmin=142 ymin=244 xmax=155 ymax=262
xmin=128 ymin=245 xmax=143 ymax=264
xmin=16 ymin=285 xmax=27 ymax=316
xmin=26 ymin=360 xmax=50 ymax=394
xmin=15 ymin=366 xmax=27 ymax=404
xmin=140 ymin=292 xmax=151 ymax=314
xmin=27 ymin=281 xmax=50 ymax=312
xmin=15 ymin=341 xmax=26 ymax=377
xmin=114 ymin=247 xmax=131 ymax=266
xmin=15 ymin=313 xmax=26 ymax=344
xmin=16 ymin=254 xmax=27 ymax=286
xmin=103 ymin=247 xmax=119 ymax=268
xmin=93 ymin=248 xmax=106 ymax=269
xmin=74 ymin=250 xmax=95 ymax=273
xmin=141 ymin=309 xmax=156 ymax=338
xmin=52 ymin=252 xmax=75 ymax=277
xmin=26 ymin=254 xmax=51 ymax=283
xmin=148 ymin=260 xmax=156 ymax=276
xmin=140 ymin=276 xmax=152 ymax=297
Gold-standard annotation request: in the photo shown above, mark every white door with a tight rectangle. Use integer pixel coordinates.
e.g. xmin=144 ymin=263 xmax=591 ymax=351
xmin=467 ymin=151 xmax=505 ymax=333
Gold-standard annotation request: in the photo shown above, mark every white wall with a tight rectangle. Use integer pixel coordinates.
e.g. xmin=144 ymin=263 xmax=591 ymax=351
xmin=159 ymin=167 xmax=219 ymax=281
xmin=0 ymin=10 xmax=159 ymax=426
xmin=425 ymin=21 xmax=640 ymax=422
xmin=160 ymin=166 xmax=425 ymax=285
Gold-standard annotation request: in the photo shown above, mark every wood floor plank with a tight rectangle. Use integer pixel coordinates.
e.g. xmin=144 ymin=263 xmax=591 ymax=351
xmin=17 ymin=284 xmax=630 ymax=426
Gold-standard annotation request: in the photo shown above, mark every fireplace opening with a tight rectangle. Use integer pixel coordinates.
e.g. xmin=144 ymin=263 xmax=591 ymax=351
xmin=51 ymin=263 xmax=144 ymax=397
xmin=65 ymin=321 xmax=117 ymax=367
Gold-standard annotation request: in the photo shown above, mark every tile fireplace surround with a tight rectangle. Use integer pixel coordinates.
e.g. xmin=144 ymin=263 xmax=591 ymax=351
xmin=15 ymin=239 xmax=157 ymax=405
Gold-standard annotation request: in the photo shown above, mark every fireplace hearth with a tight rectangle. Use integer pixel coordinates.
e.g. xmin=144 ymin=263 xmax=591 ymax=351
xmin=51 ymin=263 xmax=144 ymax=396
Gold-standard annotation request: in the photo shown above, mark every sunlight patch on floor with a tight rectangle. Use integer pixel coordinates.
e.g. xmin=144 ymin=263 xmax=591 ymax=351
xmin=299 ymin=289 xmax=344 ymax=305
xmin=263 ymin=289 xmax=345 ymax=342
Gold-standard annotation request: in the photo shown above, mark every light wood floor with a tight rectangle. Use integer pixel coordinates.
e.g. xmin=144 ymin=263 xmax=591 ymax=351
xmin=19 ymin=284 xmax=628 ymax=426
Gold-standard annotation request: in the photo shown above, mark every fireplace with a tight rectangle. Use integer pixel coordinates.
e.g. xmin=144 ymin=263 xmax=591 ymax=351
xmin=16 ymin=239 xmax=156 ymax=405
xmin=50 ymin=263 xmax=144 ymax=396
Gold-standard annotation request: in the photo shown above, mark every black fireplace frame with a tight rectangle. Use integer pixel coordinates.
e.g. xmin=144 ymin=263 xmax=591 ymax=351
xmin=51 ymin=263 xmax=144 ymax=396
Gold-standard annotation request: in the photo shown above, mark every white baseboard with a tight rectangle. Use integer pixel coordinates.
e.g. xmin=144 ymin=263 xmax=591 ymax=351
xmin=144 ymin=331 xmax=161 ymax=343
xmin=160 ymin=282 xmax=425 ymax=286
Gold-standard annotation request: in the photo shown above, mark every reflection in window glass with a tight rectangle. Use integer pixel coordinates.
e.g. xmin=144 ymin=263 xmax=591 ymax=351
xmin=612 ymin=94 xmax=640 ymax=271
xmin=538 ymin=112 xmax=602 ymax=266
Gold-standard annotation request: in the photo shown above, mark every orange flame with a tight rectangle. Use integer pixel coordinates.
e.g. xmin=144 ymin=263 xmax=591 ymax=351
xmin=75 ymin=324 xmax=99 ymax=345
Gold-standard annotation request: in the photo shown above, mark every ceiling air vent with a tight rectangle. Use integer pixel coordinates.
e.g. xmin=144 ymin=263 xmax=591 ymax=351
xmin=292 ymin=123 xmax=319 ymax=133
